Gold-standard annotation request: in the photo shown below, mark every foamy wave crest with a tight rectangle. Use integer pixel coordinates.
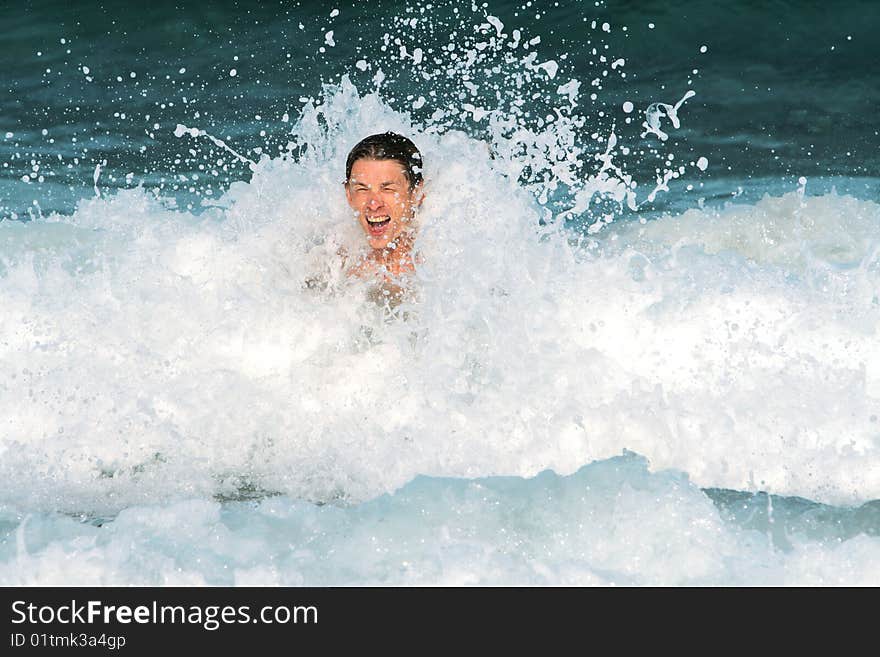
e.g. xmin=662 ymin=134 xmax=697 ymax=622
xmin=1 ymin=79 xmax=879 ymax=519
xmin=5 ymin=455 xmax=879 ymax=586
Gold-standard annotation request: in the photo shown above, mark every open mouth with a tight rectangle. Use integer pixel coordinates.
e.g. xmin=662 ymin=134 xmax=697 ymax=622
xmin=365 ymin=215 xmax=391 ymax=234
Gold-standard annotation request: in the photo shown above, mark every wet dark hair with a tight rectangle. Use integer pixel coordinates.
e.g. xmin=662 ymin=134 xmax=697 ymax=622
xmin=345 ymin=132 xmax=423 ymax=190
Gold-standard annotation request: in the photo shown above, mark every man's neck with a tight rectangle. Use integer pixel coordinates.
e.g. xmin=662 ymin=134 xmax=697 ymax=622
xmin=370 ymin=232 xmax=415 ymax=275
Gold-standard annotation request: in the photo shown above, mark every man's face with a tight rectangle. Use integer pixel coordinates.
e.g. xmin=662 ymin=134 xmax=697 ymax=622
xmin=345 ymin=158 xmax=422 ymax=250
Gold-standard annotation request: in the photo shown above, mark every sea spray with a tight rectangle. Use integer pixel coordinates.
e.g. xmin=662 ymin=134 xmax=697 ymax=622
xmin=1 ymin=0 xmax=879 ymax=588
xmin=2 ymin=76 xmax=879 ymax=515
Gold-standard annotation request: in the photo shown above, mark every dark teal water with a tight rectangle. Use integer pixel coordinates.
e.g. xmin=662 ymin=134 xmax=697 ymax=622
xmin=1 ymin=0 xmax=878 ymax=218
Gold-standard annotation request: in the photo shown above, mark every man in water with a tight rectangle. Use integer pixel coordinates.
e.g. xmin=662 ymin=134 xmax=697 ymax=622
xmin=343 ymin=132 xmax=424 ymax=280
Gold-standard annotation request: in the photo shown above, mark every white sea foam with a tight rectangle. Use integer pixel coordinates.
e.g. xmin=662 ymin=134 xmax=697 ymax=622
xmin=1 ymin=82 xmax=878 ymax=524
xmin=2 ymin=455 xmax=878 ymax=586
xmin=2 ymin=3 xmax=879 ymax=585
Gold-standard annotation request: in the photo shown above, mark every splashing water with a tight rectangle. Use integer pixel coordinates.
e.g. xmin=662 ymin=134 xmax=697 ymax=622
xmin=1 ymin=1 xmax=879 ymax=586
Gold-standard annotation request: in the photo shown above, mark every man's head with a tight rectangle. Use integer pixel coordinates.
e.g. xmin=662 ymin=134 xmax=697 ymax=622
xmin=344 ymin=132 xmax=423 ymax=251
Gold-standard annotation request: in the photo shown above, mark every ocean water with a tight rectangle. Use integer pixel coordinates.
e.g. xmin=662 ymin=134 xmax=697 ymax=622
xmin=1 ymin=0 xmax=879 ymax=586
